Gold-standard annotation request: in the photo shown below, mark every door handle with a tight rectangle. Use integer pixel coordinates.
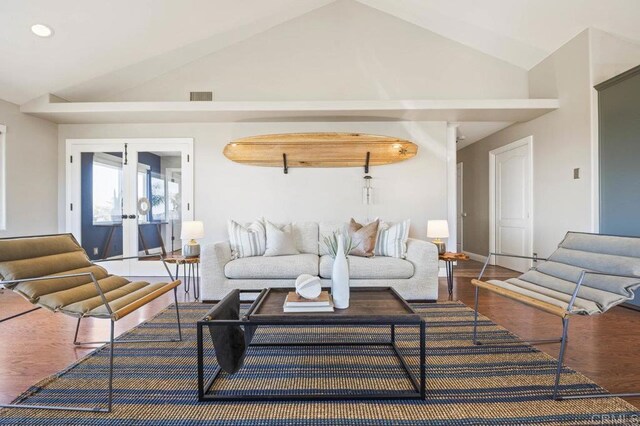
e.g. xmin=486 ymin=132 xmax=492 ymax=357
xmin=121 ymin=214 xmax=128 ymax=219
xmin=128 ymin=215 xmax=137 ymax=219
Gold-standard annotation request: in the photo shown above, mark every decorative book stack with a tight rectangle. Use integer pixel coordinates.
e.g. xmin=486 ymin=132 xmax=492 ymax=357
xmin=283 ymin=291 xmax=334 ymax=313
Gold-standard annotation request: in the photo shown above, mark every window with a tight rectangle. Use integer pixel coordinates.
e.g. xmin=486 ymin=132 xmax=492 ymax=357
xmin=150 ymin=172 xmax=166 ymax=222
xmin=92 ymin=153 xmax=123 ymax=225
xmin=0 ymin=125 xmax=5 ymax=230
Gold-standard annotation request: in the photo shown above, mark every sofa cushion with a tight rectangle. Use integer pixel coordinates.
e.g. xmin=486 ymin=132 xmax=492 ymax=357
xmin=60 ymin=280 xmax=148 ymax=316
xmin=264 ymin=221 xmax=300 ymax=257
xmin=225 ymin=254 xmax=319 ymax=279
xmin=259 ymin=221 xmax=318 ymax=255
xmin=319 ymin=255 xmax=414 ymax=279
xmin=35 ymin=274 xmax=130 ymax=310
xmin=293 ymin=222 xmax=319 ymax=255
xmin=228 ymin=219 xmax=266 ymax=259
xmin=82 ymin=281 xmax=173 ymax=318
xmin=319 ymin=222 xmax=347 ymax=256
xmin=375 ymin=220 xmax=411 ymax=259
xmin=487 ymin=278 xmax=602 ymax=316
xmin=348 ymin=218 xmax=379 ymax=257
xmin=11 ymin=265 xmax=109 ymax=302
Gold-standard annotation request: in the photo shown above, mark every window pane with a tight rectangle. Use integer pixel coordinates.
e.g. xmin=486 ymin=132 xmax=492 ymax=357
xmin=137 ymin=152 xmax=181 ymax=258
xmin=92 ymin=160 xmax=122 ymax=224
xmin=151 ymin=173 xmax=166 ymax=222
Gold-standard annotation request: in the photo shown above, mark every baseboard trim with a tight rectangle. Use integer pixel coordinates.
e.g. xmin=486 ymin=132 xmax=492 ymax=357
xmin=622 ymin=302 xmax=640 ymax=312
xmin=464 ymin=251 xmax=488 ymax=263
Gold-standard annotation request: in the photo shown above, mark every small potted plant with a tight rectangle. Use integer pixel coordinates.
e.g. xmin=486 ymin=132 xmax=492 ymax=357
xmin=322 ymin=232 xmax=358 ymax=309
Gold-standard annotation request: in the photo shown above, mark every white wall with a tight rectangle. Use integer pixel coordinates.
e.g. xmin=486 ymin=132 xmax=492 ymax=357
xmin=108 ymin=0 xmax=528 ymax=102
xmin=590 ymin=29 xmax=640 ymax=86
xmin=457 ymin=30 xmax=593 ymax=258
xmin=58 ymin=121 xmax=448 ymax=246
xmin=0 ymin=98 xmax=58 ymax=237
xmin=50 ymin=0 xmax=524 ymax=252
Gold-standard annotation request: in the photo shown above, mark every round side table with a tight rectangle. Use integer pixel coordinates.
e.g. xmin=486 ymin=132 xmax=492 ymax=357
xmin=439 ymin=252 xmax=469 ymax=299
xmin=162 ymin=256 xmax=200 ymax=300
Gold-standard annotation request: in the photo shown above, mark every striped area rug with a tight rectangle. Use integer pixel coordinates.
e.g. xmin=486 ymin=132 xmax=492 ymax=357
xmin=1 ymin=302 xmax=638 ymax=425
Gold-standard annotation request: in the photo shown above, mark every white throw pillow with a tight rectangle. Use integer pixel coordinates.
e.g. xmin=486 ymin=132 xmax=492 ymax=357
xmin=264 ymin=221 xmax=300 ymax=257
xmin=228 ymin=219 xmax=266 ymax=259
xmin=374 ymin=219 xmax=411 ymax=258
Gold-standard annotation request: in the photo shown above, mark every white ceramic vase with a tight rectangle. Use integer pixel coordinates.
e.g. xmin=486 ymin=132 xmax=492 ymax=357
xmin=332 ymin=234 xmax=350 ymax=309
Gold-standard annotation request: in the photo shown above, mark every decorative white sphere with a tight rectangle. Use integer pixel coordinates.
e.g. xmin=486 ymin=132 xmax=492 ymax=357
xmin=295 ymin=274 xmax=322 ymax=299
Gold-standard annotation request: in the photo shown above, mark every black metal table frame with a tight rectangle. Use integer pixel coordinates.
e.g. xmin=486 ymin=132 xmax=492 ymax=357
xmin=443 ymin=259 xmax=455 ymax=297
xmin=196 ymin=290 xmax=426 ymax=401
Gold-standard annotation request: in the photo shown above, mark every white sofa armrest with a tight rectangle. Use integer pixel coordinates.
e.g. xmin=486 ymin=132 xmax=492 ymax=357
xmin=405 ymin=238 xmax=439 ymax=296
xmin=200 ymin=241 xmax=232 ymax=301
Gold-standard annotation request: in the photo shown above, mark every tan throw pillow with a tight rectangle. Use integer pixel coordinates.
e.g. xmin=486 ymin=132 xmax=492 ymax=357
xmin=348 ymin=218 xmax=379 ymax=257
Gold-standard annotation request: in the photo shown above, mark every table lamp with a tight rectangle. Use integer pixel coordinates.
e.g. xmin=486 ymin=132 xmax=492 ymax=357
xmin=181 ymin=221 xmax=204 ymax=258
xmin=427 ymin=220 xmax=449 ymax=255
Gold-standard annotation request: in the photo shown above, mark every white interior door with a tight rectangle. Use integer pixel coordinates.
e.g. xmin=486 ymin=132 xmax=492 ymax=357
xmin=66 ymin=138 xmax=193 ymax=276
xmin=456 ymin=162 xmax=464 ymax=252
xmin=490 ymin=137 xmax=533 ymax=273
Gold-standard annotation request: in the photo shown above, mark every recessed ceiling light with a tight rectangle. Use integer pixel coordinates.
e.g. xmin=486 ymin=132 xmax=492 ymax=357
xmin=31 ymin=24 xmax=53 ymax=38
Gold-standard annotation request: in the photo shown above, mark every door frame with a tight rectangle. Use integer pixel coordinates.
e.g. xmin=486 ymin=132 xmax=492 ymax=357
xmin=488 ymin=136 xmax=533 ymax=266
xmin=0 ymin=124 xmax=6 ymax=231
xmin=456 ymin=162 xmax=463 ymax=252
xmin=65 ymin=138 xmax=194 ymax=275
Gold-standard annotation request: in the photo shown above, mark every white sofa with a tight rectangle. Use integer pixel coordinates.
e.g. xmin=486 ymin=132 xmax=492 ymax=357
xmin=200 ymin=222 xmax=439 ymax=301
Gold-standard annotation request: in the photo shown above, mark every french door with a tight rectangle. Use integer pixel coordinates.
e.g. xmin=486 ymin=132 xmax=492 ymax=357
xmin=66 ymin=138 xmax=194 ymax=276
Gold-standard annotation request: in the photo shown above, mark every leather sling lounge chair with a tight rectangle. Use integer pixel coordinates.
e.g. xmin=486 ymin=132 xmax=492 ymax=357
xmin=0 ymin=233 xmax=182 ymax=413
xmin=471 ymin=231 xmax=640 ymax=400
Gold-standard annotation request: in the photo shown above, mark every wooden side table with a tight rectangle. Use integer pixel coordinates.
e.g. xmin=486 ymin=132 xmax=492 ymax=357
xmin=439 ymin=252 xmax=469 ymax=298
xmin=162 ymin=256 xmax=200 ymax=300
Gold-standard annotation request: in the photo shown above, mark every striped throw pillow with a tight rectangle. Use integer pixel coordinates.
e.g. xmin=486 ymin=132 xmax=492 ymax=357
xmin=228 ymin=220 xmax=266 ymax=259
xmin=374 ymin=219 xmax=410 ymax=258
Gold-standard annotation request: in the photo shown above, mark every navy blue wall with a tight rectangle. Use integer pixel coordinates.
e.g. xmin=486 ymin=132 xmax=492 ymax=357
xmin=81 ymin=152 xmax=165 ymax=260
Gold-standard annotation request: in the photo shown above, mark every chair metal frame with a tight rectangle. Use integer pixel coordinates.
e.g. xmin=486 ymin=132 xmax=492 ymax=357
xmin=472 ymin=252 xmax=640 ymax=400
xmin=0 ymin=255 xmax=182 ymax=413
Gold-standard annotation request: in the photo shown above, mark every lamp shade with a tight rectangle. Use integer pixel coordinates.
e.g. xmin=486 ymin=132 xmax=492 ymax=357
xmin=427 ymin=220 xmax=449 ymax=239
xmin=181 ymin=221 xmax=204 ymax=240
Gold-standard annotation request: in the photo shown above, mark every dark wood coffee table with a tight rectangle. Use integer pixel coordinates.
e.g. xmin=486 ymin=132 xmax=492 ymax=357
xmin=197 ymin=287 xmax=426 ymax=401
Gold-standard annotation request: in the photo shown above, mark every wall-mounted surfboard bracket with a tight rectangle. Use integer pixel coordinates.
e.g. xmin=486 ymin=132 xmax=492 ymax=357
xmin=364 ymin=151 xmax=370 ymax=174
xmin=283 ymin=153 xmax=288 ymax=174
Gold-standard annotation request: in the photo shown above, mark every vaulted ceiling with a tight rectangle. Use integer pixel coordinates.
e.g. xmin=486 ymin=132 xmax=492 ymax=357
xmin=1 ymin=0 xmax=639 ymax=105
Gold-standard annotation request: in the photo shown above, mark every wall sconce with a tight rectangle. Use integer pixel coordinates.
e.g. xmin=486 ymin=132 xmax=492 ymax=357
xmin=362 ymin=175 xmax=373 ymax=205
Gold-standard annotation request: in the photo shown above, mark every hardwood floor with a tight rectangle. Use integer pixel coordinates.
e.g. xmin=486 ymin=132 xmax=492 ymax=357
xmin=450 ymin=260 xmax=640 ymax=408
xmin=0 ymin=261 xmax=638 ymax=408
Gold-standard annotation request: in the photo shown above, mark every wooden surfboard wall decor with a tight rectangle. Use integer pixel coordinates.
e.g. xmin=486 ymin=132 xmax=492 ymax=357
xmin=223 ymin=132 xmax=418 ymax=174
